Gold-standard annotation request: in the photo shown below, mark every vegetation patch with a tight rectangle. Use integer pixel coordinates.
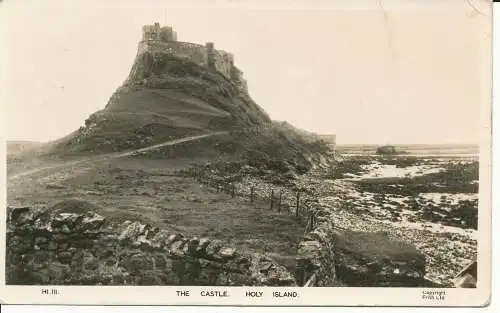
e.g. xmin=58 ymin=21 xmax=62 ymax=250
xmin=355 ymin=161 xmax=479 ymax=195
xmin=334 ymin=230 xmax=425 ymax=265
xmin=333 ymin=156 xmax=375 ymax=179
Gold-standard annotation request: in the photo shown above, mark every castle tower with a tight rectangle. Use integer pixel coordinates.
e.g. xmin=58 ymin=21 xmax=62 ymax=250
xmin=159 ymin=26 xmax=177 ymax=41
xmin=205 ymin=42 xmax=215 ymax=69
xmin=142 ymin=22 xmax=177 ymax=42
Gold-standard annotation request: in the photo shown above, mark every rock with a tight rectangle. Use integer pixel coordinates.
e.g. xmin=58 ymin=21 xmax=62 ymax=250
xmin=195 ymin=238 xmax=211 ymax=255
xmin=47 ymin=262 xmax=72 ymax=283
xmin=152 ymin=253 xmax=168 ymax=269
xmin=169 ymin=240 xmax=186 ymax=257
xmin=34 ymin=251 xmax=49 ymax=263
xmin=47 ymin=241 xmax=58 ymax=251
xmin=8 ymin=207 xmax=35 ymax=226
xmin=261 ymin=265 xmax=296 ymax=286
xmin=52 ymin=213 xmax=83 ymax=228
xmin=166 ymin=233 xmax=184 ymax=247
xmin=218 ymin=247 xmax=236 ymax=259
xmin=205 ymin=240 xmax=222 ymax=258
xmin=376 ymin=145 xmax=398 ymax=155
xmin=118 ymin=221 xmax=146 ymax=241
xmin=59 ymin=225 xmax=72 ymax=234
xmin=305 ymin=228 xmax=330 ymax=244
xmin=84 ymin=259 xmax=100 ymax=271
xmin=81 ymin=212 xmax=106 ymax=231
xmin=283 ymin=170 xmax=299 ymax=180
xmin=145 ymin=226 xmax=160 ymax=239
xmin=149 ymin=230 xmax=170 ymax=248
xmin=59 ymin=242 xmax=71 ymax=251
xmin=58 ymin=251 xmax=74 ymax=264
xmin=124 ymin=254 xmax=154 ymax=274
xmin=187 ymin=238 xmax=200 ymax=255
xmin=297 ymin=240 xmax=321 ymax=258
xmin=34 ymin=237 xmax=48 ymax=246
xmin=257 ymin=261 xmax=273 ymax=273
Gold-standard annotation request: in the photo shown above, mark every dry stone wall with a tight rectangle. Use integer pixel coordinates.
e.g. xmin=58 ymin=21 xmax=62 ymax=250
xmin=6 ymin=206 xmax=296 ymax=286
xmin=294 ymin=203 xmax=338 ymax=286
xmin=294 ymin=201 xmax=438 ymax=287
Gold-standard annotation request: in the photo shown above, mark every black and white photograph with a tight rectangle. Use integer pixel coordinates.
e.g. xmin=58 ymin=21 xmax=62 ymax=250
xmin=1 ymin=0 xmax=492 ymax=306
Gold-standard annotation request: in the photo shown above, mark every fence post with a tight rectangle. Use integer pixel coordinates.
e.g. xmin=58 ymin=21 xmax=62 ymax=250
xmin=270 ymin=189 xmax=274 ymax=210
xmin=232 ymin=184 xmax=236 ymax=198
xmin=250 ymin=186 xmax=254 ymax=204
xmin=296 ymin=191 xmax=300 ymax=218
xmin=278 ymin=190 xmax=282 ymax=213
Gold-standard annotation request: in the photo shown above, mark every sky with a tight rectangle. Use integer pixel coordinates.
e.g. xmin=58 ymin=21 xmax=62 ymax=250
xmin=1 ymin=0 xmax=492 ymax=144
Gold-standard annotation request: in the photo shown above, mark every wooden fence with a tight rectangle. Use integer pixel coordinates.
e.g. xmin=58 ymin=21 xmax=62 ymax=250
xmin=175 ymin=165 xmax=326 ymax=286
xmin=174 ymin=166 xmax=319 ymax=229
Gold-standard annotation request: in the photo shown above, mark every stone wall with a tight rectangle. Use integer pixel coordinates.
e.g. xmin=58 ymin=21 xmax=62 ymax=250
xmin=294 ymin=203 xmax=338 ymax=286
xmin=6 ymin=206 xmax=296 ymax=286
xmin=294 ymin=201 xmax=437 ymax=287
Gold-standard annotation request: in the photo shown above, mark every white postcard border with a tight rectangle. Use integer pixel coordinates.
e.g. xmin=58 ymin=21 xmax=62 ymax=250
xmin=0 ymin=0 xmax=493 ymax=307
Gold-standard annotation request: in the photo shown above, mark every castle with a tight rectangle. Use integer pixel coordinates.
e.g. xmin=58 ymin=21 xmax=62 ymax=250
xmin=138 ymin=23 xmax=247 ymax=92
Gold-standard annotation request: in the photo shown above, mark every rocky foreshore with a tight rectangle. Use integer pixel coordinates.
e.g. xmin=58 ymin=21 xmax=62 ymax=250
xmin=302 ymin=157 xmax=477 ymax=286
xmin=211 ymin=155 xmax=478 ymax=287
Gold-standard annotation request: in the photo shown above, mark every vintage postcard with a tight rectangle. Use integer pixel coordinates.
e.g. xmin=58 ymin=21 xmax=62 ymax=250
xmin=0 ymin=0 xmax=492 ymax=307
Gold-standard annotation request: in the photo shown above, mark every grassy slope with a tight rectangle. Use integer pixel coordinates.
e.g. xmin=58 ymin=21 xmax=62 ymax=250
xmin=7 ymin=157 xmax=304 ymax=272
xmin=133 ymin=123 xmax=332 ymax=175
xmin=46 ymin=53 xmax=272 ymax=155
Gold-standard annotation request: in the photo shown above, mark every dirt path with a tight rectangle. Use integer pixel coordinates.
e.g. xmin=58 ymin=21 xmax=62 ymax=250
xmin=8 ymin=131 xmax=227 ymax=182
xmin=7 ymin=130 xmax=304 ymax=272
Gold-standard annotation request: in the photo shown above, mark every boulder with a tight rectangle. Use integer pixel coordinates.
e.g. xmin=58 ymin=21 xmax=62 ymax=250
xmin=376 ymin=145 xmax=398 ymax=155
xmin=81 ymin=212 xmax=106 ymax=231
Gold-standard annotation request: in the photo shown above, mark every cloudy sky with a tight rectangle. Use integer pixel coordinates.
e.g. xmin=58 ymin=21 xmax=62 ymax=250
xmin=2 ymin=0 xmax=491 ymax=144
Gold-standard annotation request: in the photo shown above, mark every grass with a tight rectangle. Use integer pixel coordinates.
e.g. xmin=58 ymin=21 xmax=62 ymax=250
xmin=7 ymin=157 xmax=305 ymax=273
xmin=134 ymin=124 xmax=330 ymax=176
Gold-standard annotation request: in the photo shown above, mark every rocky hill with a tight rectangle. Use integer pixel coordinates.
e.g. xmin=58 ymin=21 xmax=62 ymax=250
xmin=40 ymin=23 xmax=332 ymax=174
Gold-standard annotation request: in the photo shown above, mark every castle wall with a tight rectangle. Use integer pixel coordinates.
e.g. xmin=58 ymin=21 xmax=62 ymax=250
xmin=138 ymin=24 xmax=239 ymax=83
xmin=169 ymin=42 xmax=209 ymax=66
xmin=138 ymin=41 xmax=208 ymax=67
xmin=137 ymin=40 xmax=235 ymax=81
